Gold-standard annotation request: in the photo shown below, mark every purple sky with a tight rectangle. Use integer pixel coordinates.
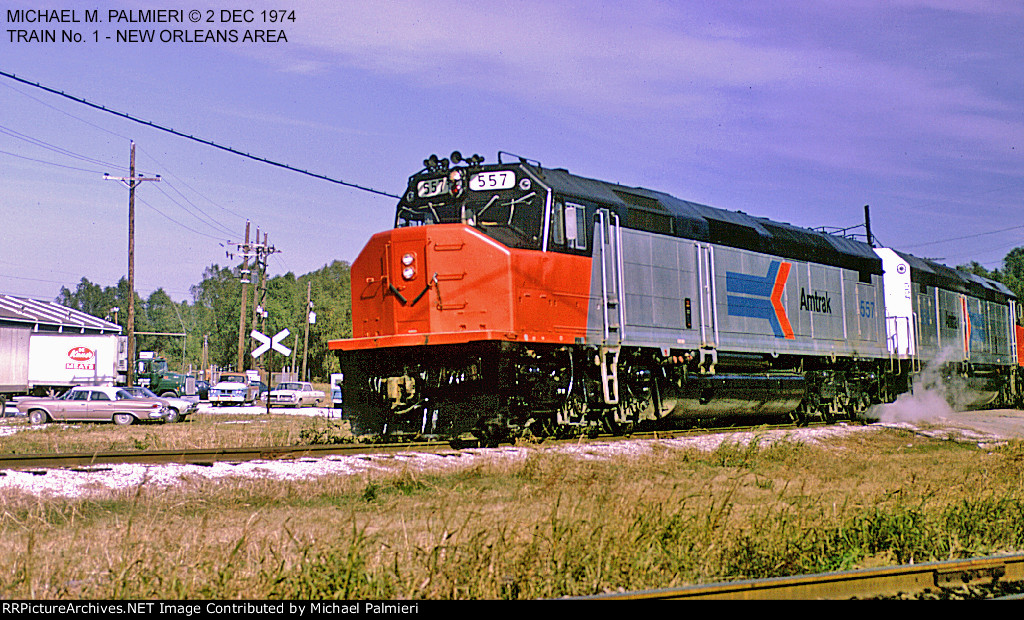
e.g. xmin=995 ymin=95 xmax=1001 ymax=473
xmin=2 ymin=1 xmax=1022 ymax=302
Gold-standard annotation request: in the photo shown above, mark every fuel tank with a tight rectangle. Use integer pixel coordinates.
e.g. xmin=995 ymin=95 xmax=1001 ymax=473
xmin=662 ymin=373 xmax=806 ymax=418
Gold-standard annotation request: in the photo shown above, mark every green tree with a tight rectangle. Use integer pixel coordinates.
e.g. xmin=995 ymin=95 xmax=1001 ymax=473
xmin=190 ymin=264 xmax=245 ymax=370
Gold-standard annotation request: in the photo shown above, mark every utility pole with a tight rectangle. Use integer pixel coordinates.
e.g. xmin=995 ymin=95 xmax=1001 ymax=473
xmin=302 ymin=281 xmax=312 ymax=381
xmin=229 ymin=229 xmax=279 ymax=376
xmin=235 ymin=221 xmax=251 ymax=371
xmin=202 ymin=334 xmax=209 ymax=379
xmin=105 ymin=140 xmax=159 ymax=386
xmin=251 ymin=230 xmax=266 ymax=338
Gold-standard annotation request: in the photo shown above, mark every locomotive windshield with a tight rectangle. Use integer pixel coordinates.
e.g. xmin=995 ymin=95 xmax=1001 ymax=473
xmin=395 ymin=163 xmax=545 ymax=250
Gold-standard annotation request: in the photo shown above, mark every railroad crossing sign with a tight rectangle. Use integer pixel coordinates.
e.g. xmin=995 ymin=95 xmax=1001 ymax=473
xmin=251 ymin=329 xmax=291 ymax=358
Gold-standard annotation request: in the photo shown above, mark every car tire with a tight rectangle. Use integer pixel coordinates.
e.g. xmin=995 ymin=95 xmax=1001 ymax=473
xmin=28 ymin=409 xmax=48 ymax=425
xmin=160 ymin=391 xmax=177 ymax=398
xmin=165 ymin=408 xmax=181 ymax=424
xmin=113 ymin=413 xmax=135 ymax=426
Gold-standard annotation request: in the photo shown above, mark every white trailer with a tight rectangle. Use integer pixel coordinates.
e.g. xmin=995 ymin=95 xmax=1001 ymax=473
xmin=0 ymin=295 xmax=126 ymax=411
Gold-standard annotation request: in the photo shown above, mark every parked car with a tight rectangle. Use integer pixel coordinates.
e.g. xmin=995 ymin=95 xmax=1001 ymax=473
xmin=18 ymin=386 xmax=168 ymax=426
xmin=122 ymin=386 xmax=198 ymax=423
xmin=268 ymin=381 xmax=325 ymax=407
xmin=195 ymin=379 xmax=210 ymax=401
xmin=208 ymin=372 xmax=259 ymax=406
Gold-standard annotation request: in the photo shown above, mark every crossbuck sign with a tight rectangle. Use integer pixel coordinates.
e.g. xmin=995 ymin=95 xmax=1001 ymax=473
xmin=251 ymin=329 xmax=291 ymax=358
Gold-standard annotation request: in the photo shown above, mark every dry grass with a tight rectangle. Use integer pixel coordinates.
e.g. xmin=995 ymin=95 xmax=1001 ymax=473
xmin=1 ymin=427 xmax=1023 ymax=599
xmin=0 ymin=413 xmax=341 ymax=454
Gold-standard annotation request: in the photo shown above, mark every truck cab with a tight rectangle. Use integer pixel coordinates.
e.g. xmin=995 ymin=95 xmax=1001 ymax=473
xmin=135 ymin=353 xmax=196 ymax=398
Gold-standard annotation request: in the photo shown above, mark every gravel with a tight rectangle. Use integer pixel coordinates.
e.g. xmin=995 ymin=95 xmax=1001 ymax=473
xmin=0 ymin=416 xmax=881 ymax=499
xmin=0 ymin=399 xmax=1015 ymax=499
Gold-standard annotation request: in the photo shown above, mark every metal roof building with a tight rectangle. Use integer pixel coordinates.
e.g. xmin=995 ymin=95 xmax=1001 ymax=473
xmin=0 ymin=294 xmax=122 ymax=334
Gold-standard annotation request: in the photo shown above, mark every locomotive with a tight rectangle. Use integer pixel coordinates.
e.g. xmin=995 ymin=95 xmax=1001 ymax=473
xmin=330 ymin=152 xmax=1023 ymax=443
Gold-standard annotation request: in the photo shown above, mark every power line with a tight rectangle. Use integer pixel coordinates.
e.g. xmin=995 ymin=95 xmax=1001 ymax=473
xmin=901 ymin=224 xmax=1024 ymax=250
xmin=0 ymin=148 xmax=107 ymax=175
xmin=151 ymin=183 xmax=237 ymax=238
xmin=1 ymin=79 xmax=131 ymax=142
xmin=0 ymin=122 xmax=123 ymax=170
xmin=0 ymin=69 xmax=400 ymax=199
xmin=136 ymin=193 xmax=233 ymax=242
xmin=136 ymin=143 xmax=248 ymax=226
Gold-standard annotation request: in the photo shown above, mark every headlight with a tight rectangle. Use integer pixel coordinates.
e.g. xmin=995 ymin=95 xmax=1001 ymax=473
xmin=402 ymin=253 xmax=415 ymax=266
xmin=402 ymin=266 xmax=416 ymax=280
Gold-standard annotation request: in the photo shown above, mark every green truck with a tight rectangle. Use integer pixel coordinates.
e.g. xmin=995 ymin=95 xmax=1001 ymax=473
xmin=135 ymin=353 xmax=197 ymax=398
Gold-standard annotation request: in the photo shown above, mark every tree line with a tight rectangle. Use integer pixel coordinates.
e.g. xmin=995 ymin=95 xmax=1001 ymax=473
xmin=958 ymin=247 xmax=1024 ymax=305
xmin=56 ymin=260 xmax=352 ymax=381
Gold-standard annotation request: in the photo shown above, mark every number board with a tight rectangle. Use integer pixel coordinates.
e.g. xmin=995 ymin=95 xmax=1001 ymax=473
xmin=416 ymin=177 xmax=449 ymax=198
xmin=469 ymin=170 xmax=516 ymax=191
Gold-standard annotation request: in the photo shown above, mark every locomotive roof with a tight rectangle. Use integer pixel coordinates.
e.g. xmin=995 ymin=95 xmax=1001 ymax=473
xmin=528 ymin=164 xmax=1013 ymax=303
xmin=894 ymin=251 xmax=1014 ymax=302
xmin=534 ymin=166 xmax=882 ymax=274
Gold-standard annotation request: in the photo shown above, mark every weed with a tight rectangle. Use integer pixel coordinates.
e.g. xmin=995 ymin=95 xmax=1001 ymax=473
xmin=1 ymin=427 xmax=1022 ymax=598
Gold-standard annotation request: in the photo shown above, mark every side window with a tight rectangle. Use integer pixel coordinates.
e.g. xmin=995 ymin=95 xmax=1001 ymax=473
xmin=549 ymin=201 xmax=565 ymax=246
xmin=565 ymin=202 xmax=587 ymax=250
xmin=72 ymin=391 xmax=90 ymax=401
xmin=91 ymin=391 xmax=111 ymax=401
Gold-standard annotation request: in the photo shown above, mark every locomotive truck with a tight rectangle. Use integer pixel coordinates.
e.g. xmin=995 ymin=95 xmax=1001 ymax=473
xmin=330 ymin=152 xmax=1022 ymax=444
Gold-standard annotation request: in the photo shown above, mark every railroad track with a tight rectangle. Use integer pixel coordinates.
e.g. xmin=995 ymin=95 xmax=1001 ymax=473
xmin=0 ymin=420 xmax=821 ymax=471
xmin=0 ymin=440 xmax=457 ymax=470
xmin=581 ymin=552 xmax=1024 ymax=600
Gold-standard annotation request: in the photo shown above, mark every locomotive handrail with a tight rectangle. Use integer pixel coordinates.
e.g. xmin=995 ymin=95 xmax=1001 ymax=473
xmin=614 ymin=211 xmax=627 ymax=341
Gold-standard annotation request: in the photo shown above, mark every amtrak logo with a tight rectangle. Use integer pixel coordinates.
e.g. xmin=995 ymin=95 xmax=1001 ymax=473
xmin=800 ymin=288 xmax=832 ymax=314
xmin=725 ymin=261 xmax=795 ymax=339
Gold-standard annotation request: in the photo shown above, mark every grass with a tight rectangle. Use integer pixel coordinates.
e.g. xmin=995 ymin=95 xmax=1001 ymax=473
xmin=0 ymin=413 xmax=351 ymax=454
xmin=0 ymin=425 xmax=1023 ymax=599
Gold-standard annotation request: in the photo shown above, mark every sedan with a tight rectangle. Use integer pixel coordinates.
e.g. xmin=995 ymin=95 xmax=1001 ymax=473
xmin=268 ymin=381 xmax=324 ymax=407
xmin=18 ymin=386 xmax=169 ymax=426
xmin=122 ymin=386 xmax=199 ymax=423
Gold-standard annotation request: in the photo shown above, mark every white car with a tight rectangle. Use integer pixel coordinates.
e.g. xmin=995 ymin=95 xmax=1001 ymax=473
xmin=268 ymin=381 xmax=324 ymax=408
xmin=208 ymin=372 xmax=259 ymax=406
xmin=122 ymin=386 xmax=198 ymax=423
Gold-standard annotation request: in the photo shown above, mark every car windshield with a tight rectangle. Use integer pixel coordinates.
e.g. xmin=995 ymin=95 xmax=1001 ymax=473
xmin=128 ymin=387 xmax=157 ymax=398
xmin=219 ymin=375 xmax=246 ymax=383
xmin=114 ymin=390 xmax=137 ymax=400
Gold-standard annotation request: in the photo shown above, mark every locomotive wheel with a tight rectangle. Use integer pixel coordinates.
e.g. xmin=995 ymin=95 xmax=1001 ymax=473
xmin=820 ymin=401 xmax=837 ymax=424
xmin=602 ymin=403 xmax=637 ymax=436
xmin=602 ymin=416 xmax=635 ymax=436
xmin=525 ymin=415 xmax=556 ymax=439
xmin=790 ymin=404 xmax=808 ymax=427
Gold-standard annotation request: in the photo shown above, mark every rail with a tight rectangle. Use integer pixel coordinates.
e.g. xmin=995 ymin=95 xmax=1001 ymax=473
xmin=0 ymin=420 xmax=823 ymax=471
xmin=579 ymin=552 xmax=1024 ymax=600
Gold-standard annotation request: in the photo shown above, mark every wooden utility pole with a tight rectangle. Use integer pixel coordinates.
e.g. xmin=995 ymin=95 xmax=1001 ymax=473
xmin=231 ymin=229 xmax=278 ymax=377
xmin=236 ymin=221 xmax=251 ymax=371
xmin=302 ymin=280 xmax=312 ymax=382
xmin=105 ymin=141 xmax=159 ymax=386
xmin=251 ymin=231 xmax=269 ymax=374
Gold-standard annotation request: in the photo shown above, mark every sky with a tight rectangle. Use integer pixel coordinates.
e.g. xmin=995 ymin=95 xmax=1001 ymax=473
xmin=2 ymin=0 xmax=1023 ymax=304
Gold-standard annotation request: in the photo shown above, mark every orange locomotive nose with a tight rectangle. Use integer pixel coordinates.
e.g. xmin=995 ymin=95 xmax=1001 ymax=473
xmin=340 ymin=223 xmax=590 ymax=350
xmin=348 ymin=224 xmax=515 ymax=343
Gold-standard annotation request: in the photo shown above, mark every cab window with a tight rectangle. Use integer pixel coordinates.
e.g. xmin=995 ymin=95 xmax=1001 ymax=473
xmin=548 ymin=200 xmax=588 ymax=252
